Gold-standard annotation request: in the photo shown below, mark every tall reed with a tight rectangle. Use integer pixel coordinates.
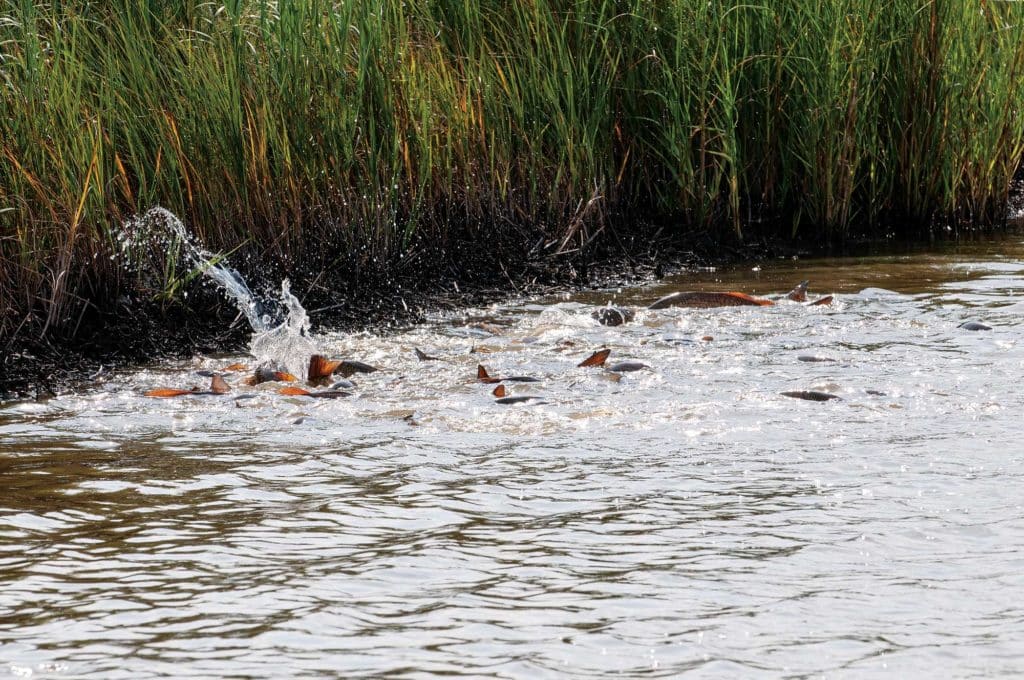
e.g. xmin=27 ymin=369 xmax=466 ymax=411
xmin=2 ymin=0 xmax=1023 ymax=343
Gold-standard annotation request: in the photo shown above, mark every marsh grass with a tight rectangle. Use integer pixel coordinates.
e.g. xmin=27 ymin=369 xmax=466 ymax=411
xmin=2 ymin=0 xmax=1023 ymax=343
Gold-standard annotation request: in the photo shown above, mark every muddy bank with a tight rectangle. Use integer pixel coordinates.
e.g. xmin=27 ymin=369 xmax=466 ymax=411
xmin=5 ymin=216 xmax=1019 ymax=401
xmin=1 ymin=226 xmax=808 ymax=400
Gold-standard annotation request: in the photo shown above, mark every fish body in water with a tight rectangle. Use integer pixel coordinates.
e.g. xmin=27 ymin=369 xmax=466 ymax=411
xmin=577 ymin=349 xmax=648 ymax=373
xmin=786 ymin=281 xmax=810 ymax=302
xmin=329 ymin=379 xmax=356 ymax=390
xmin=648 ymin=291 xmax=774 ymax=310
xmin=593 ymin=281 xmax=826 ymax=324
xmin=243 ymin=365 xmax=298 ymax=386
xmin=781 ymin=390 xmax=841 ymax=401
xmin=279 ymin=386 xmax=350 ymax=399
xmin=607 ymin=361 xmax=648 ymax=373
xmin=495 ymin=395 xmax=546 ymax=405
xmin=308 ymin=354 xmax=379 ymax=385
xmin=145 ymin=374 xmax=230 ymax=398
xmin=337 ymin=360 xmax=378 ymax=377
xmin=592 ymin=307 xmax=635 ymax=327
xmin=648 ymin=281 xmax=830 ymax=310
xmin=959 ymin=321 xmax=992 ymax=331
xmin=476 ymin=365 xmax=541 ymax=384
xmin=491 ymin=383 xmax=545 ymax=405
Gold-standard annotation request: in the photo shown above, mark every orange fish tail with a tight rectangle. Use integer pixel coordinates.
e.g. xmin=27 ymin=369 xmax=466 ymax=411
xmin=144 ymin=388 xmax=193 ymax=398
xmin=578 ymin=348 xmax=611 ymax=367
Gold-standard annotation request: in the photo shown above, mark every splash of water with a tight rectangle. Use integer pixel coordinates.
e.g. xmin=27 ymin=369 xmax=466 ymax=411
xmin=125 ymin=207 xmax=270 ymax=331
xmin=122 ymin=207 xmax=317 ymax=376
xmin=248 ymin=279 xmax=318 ymax=378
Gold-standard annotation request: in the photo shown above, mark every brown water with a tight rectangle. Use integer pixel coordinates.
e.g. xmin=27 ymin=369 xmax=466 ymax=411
xmin=2 ymin=238 xmax=1024 ymax=678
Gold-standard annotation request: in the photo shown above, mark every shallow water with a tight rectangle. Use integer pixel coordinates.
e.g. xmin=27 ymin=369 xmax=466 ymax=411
xmin=2 ymin=238 xmax=1024 ymax=678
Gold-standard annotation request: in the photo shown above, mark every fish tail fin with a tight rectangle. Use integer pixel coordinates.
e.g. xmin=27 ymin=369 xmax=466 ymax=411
xmin=307 ymin=354 xmax=341 ymax=382
xmin=786 ymin=280 xmax=810 ymax=302
xmin=210 ymin=374 xmax=231 ymax=394
xmin=578 ymin=348 xmax=610 ymax=367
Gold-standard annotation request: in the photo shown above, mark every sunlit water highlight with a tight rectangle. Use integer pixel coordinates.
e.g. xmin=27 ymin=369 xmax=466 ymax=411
xmin=2 ymin=239 xmax=1024 ymax=677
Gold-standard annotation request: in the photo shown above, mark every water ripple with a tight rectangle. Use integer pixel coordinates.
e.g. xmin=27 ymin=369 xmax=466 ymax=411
xmin=3 ymin=245 xmax=1024 ymax=676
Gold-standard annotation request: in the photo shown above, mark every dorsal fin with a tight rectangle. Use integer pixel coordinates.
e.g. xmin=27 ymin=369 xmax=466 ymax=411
xmin=415 ymin=348 xmax=438 ymax=361
xmin=279 ymin=386 xmax=312 ymax=396
xmin=210 ymin=374 xmax=231 ymax=394
xmin=808 ymin=295 xmax=833 ymax=306
xmin=477 ymin=364 xmax=502 ymax=383
xmin=308 ymin=354 xmax=342 ymax=382
xmin=578 ymin=348 xmax=611 ymax=367
xmin=492 ymin=384 xmax=507 ymax=398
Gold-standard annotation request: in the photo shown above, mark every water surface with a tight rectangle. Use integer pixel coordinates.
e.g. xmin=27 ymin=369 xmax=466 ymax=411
xmin=2 ymin=238 xmax=1023 ymax=678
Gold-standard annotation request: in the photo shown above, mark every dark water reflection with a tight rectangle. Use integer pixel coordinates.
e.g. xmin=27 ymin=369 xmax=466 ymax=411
xmin=2 ymin=237 xmax=1024 ymax=677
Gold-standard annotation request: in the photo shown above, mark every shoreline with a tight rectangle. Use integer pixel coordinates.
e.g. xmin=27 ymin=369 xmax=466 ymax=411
xmin=5 ymin=222 xmax=1019 ymax=402
xmin=0 ymin=228 xmax=781 ymax=401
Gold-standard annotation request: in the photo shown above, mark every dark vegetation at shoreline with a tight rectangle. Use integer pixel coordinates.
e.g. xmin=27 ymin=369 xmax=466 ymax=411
xmin=2 ymin=0 xmax=1024 ymax=394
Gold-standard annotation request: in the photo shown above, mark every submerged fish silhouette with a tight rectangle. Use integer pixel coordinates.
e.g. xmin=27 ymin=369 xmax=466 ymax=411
xmin=649 ymin=280 xmax=827 ymax=310
xmin=278 ymin=386 xmax=350 ymax=399
xmin=577 ymin=349 xmax=648 ymax=373
xmin=780 ymin=390 xmax=841 ymax=401
xmin=491 ymin=382 xmax=545 ymax=405
xmin=495 ymin=395 xmax=546 ymax=405
xmin=145 ymin=374 xmax=231 ymax=398
xmin=797 ymin=355 xmax=837 ymax=363
xmin=243 ymin=365 xmax=299 ymax=386
xmin=335 ymin=360 xmax=378 ymax=378
xmin=648 ymin=290 xmax=774 ymax=310
xmin=476 ymin=365 xmax=541 ymax=384
xmin=607 ymin=361 xmax=647 ymax=373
